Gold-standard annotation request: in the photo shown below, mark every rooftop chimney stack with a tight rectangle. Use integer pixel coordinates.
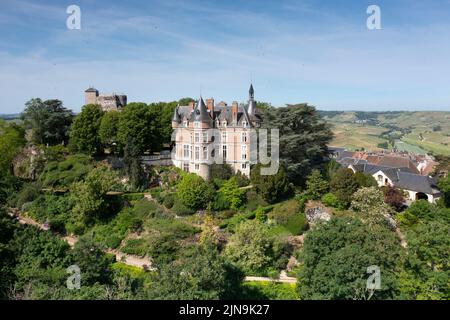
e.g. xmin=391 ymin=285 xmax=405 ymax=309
xmin=232 ymin=101 xmax=238 ymax=124
xmin=206 ymin=98 xmax=215 ymax=117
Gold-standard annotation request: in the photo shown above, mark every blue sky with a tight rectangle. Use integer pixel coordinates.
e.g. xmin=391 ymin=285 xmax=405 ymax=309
xmin=1 ymin=0 xmax=450 ymax=113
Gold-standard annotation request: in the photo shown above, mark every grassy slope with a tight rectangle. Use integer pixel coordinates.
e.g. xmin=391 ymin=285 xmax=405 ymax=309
xmin=327 ymin=111 xmax=450 ymax=155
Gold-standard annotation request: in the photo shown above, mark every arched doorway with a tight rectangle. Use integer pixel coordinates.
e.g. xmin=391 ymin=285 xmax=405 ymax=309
xmin=416 ymin=192 xmax=428 ymax=201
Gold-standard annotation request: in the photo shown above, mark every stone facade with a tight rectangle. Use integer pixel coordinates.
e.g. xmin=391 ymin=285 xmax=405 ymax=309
xmin=85 ymin=87 xmax=127 ymax=112
xmin=171 ymin=84 xmax=261 ymax=180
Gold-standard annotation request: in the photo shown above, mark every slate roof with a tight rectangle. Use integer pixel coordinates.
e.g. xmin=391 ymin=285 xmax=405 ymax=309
xmin=351 ymin=163 xmax=416 ymax=175
xmin=395 ymin=172 xmax=440 ymax=195
xmin=174 ymin=101 xmax=260 ymax=127
xmin=366 ymin=155 xmax=420 ymax=174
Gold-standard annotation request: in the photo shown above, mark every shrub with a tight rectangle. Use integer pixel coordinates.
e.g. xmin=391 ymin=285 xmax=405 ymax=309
xmin=305 ymin=169 xmax=328 ymax=200
xmin=14 ymin=182 xmax=41 ymax=209
xmin=121 ymin=193 xmax=145 ymax=202
xmin=177 ymin=173 xmax=213 ymax=210
xmin=210 ymin=163 xmax=233 ymax=180
xmin=224 ymin=220 xmax=274 ymax=275
xmin=240 ymin=282 xmax=299 ymax=300
xmin=211 ymin=192 xmax=230 ymax=211
xmin=354 ymin=172 xmax=378 ymax=188
xmin=321 ymin=193 xmax=339 ymax=208
xmin=255 ymin=206 xmax=269 ymax=222
xmin=162 ymin=193 xmax=175 ymax=209
xmin=219 ymin=177 xmax=246 ymax=210
xmin=120 ymin=238 xmax=147 ymax=257
xmin=39 ymin=154 xmax=92 ymax=188
xmin=172 ymin=199 xmax=195 ymax=216
xmin=250 ymin=164 xmax=293 ymax=204
xmin=245 ymin=189 xmax=268 ymax=212
xmin=330 ymin=168 xmax=359 ymax=208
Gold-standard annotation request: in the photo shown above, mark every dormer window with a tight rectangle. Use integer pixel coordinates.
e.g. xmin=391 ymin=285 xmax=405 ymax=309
xmin=183 ymin=120 xmax=188 ymax=127
xmin=194 ymin=121 xmax=200 ymax=128
xmin=222 ymin=121 xmax=227 ymax=127
xmin=242 ymin=121 xmax=247 ymax=128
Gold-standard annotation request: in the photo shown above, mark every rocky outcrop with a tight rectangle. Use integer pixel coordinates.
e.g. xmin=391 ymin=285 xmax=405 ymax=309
xmin=305 ymin=201 xmax=331 ymax=225
xmin=12 ymin=145 xmax=44 ymax=180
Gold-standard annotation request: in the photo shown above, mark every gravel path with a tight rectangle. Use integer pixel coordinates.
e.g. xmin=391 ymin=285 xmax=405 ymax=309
xmin=8 ymin=209 xmax=153 ymax=270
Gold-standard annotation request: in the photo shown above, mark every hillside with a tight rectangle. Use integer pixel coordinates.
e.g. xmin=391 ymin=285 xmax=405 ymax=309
xmin=321 ymin=111 xmax=450 ymax=156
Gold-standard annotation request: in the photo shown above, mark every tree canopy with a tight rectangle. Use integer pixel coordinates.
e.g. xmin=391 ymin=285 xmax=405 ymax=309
xmin=69 ymin=104 xmax=104 ymax=155
xmin=262 ymin=104 xmax=333 ymax=184
xmin=298 ymin=217 xmax=401 ymax=300
xmin=21 ymin=98 xmax=73 ymax=146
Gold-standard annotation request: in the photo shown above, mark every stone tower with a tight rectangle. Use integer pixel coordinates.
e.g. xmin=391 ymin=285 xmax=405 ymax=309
xmin=85 ymin=87 xmax=99 ymax=105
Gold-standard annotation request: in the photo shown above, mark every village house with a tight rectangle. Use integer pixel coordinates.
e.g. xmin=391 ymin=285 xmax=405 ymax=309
xmin=348 ymin=163 xmax=441 ymax=203
xmin=171 ymin=84 xmax=261 ymax=180
xmin=329 ymin=147 xmax=441 ymax=203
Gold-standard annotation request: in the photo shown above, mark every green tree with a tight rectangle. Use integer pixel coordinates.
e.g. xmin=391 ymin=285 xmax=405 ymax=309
xmin=149 ymin=101 xmax=177 ymax=144
xmin=330 ymin=168 xmax=359 ymax=208
xmin=123 ymin=137 xmax=147 ymax=190
xmin=438 ymin=176 xmax=450 ymax=208
xmin=354 ymin=172 xmax=378 ymax=188
xmin=69 ymin=104 xmax=104 ymax=155
xmin=224 ymin=220 xmax=273 ymax=274
xmin=117 ymin=103 xmax=162 ymax=154
xmin=146 ymin=242 xmax=243 ymax=299
xmin=21 ymin=98 xmax=73 ymax=145
xmin=177 ymin=173 xmax=214 ymax=210
xmin=351 ymin=187 xmax=393 ymax=225
xmin=99 ymin=110 xmax=121 ymax=153
xmin=264 ymin=104 xmax=333 ymax=184
xmin=70 ymin=166 xmax=117 ymax=226
xmin=0 ymin=120 xmax=26 ymax=175
xmin=305 ymin=169 xmax=329 ymax=200
xmin=250 ymin=164 xmax=293 ymax=204
xmin=210 ymin=163 xmax=234 ymax=180
xmin=0 ymin=208 xmax=18 ymax=298
xmin=219 ymin=177 xmax=246 ymax=210
xmin=70 ymin=238 xmax=114 ymax=286
xmin=399 ymin=220 xmax=450 ymax=299
xmin=298 ymin=217 xmax=401 ymax=300
xmin=178 ymin=97 xmax=195 ymax=106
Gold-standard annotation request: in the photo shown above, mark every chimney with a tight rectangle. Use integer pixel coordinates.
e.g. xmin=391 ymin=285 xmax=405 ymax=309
xmin=232 ymin=101 xmax=238 ymax=124
xmin=189 ymin=101 xmax=195 ymax=112
xmin=206 ymin=98 xmax=214 ymax=116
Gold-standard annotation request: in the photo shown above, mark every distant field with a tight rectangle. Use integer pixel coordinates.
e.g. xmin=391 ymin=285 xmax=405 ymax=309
xmin=394 ymin=140 xmax=427 ymax=155
xmin=324 ymin=111 xmax=450 ymax=156
xmin=330 ymin=122 xmax=386 ymax=151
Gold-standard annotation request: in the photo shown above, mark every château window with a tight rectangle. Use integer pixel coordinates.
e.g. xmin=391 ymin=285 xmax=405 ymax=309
xmin=195 ymin=146 xmax=200 ymax=160
xmin=183 ymin=145 xmax=189 ymax=159
xmin=241 ymin=132 xmax=247 ymax=143
xmin=242 ymin=121 xmax=247 ymax=128
xmin=203 ymin=132 xmax=208 ymax=143
xmin=183 ymin=121 xmax=188 ymax=127
xmin=222 ymin=121 xmax=227 ymax=127
xmin=222 ymin=145 xmax=227 ymax=160
xmin=222 ymin=132 xmax=227 ymax=143
xmin=242 ymin=163 xmax=247 ymax=170
xmin=194 ymin=121 xmax=200 ymax=128
xmin=203 ymin=147 xmax=208 ymax=160
xmin=195 ymin=164 xmax=200 ymax=170
xmin=195 ymin=132 xmax=200 ymax=143
xmin=241 ymin=145 xmax=247 ymax=160
xmin=183 ymin=163 xmax=189 ymax=172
